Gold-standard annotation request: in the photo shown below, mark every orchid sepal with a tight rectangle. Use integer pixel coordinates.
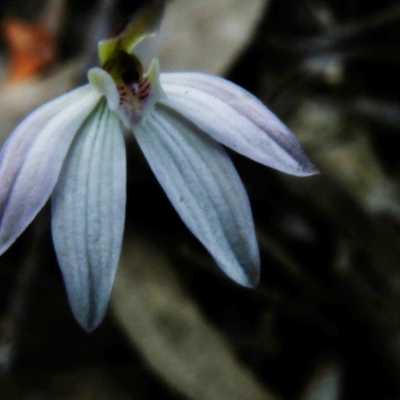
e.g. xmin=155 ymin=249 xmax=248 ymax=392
xmin=51 ymin=100 xmax=126 ymax=332
xmin=0 ymin=85 xmax=101 ymax=255
xmin=161 ymin=72 xmax=318 ymax=177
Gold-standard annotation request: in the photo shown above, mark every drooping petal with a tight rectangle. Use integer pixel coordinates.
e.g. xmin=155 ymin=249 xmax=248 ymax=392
xmin=161 ymin=72 xmax=318 ymax=176
xmin=134 ymin=104 xmax=260 ymax=287
xmin=51 ymin=100 xmax=126 ymax=332
xmin=0 ymin=85 xmax=101 ymax=254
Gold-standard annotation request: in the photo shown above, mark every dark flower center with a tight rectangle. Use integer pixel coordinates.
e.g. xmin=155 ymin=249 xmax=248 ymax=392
xmin=102 ymin=49 xmax=143 ymax=84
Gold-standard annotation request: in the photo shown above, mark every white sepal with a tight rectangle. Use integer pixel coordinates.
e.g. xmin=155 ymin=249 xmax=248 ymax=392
xmin=51 ymin=100 xmax=126 ymax=332
xmin=161 ymin=72 xmax=318 ymax=176
xmin=0 ymin=85 xmax=101 ymax=254
xmin=134 ymin=104 xmax=260 ymax=287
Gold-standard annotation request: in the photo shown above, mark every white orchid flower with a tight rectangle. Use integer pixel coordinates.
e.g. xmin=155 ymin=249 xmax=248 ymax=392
xmin=0 ymin=1 xmax=317 ymax=331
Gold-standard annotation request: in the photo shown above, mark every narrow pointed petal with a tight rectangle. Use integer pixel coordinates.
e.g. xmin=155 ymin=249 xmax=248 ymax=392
xmin=0 ymin=85 xmax=101 ymax=254
xmin=51 ymin=100 xmax=126 ymax=332
xmin=134 ymin=104 xmax=260 ymax=287
xmin=161 ymin=72 xmax=317 ymax=176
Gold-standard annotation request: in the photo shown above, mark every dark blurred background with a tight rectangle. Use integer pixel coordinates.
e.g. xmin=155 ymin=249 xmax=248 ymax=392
xmin=1 ymin=0 xmax=400 ymax=398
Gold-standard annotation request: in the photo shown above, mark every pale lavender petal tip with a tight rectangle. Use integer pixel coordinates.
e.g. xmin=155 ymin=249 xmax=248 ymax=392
xmin=0 ymin=85 xmax=101 ymax=255
xmin=51 ymin=101 xmax=126 ymax=332
xmin=161 ymin=72 xmax=318 ymax=177
xmin=134 ymin=104 xmax=260 ymax=288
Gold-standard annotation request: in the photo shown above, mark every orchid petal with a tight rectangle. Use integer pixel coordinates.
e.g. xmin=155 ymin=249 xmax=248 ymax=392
xmin=134 ymin=104 xmax=260 ymax=287
xmin=51 ymin=100 xmax=126 ymax=332
xmin=0 ymin=85 xmax=101 ymax=254
xmin=161 ymin=72 xmax=317 ymax=176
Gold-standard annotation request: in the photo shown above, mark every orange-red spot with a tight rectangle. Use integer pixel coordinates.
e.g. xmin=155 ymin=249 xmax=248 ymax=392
xmin=2 ymin=18 xmax=56 ymax=85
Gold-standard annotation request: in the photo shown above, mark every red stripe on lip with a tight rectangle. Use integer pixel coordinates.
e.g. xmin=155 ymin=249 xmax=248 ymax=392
xmin=140 ymin=82 xmax=150 ymax=92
